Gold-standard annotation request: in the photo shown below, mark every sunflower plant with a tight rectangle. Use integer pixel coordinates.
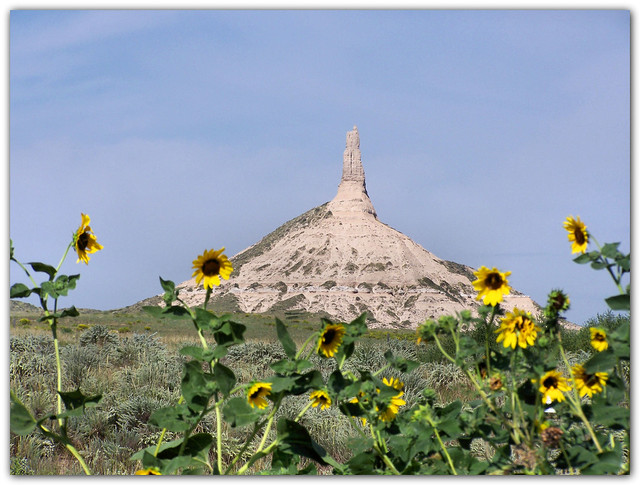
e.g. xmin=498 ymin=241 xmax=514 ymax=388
xmin=9 ymin=213 xmax=104 ymax=475
xmin=408 ymin=216 xmax=630 ymax=475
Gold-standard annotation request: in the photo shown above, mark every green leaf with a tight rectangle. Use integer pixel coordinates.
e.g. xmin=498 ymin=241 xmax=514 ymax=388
xmin=181 ymin=361 xmax=214 ymax=412
xmin=270 ymin=375 xmax=297 ymax=394
xmin=213 ymin=362 xmax=236 ymax=397
xmin=616 ymin=254 xmax=630 ymax=272
xmin=149 ymin=404 xmax=195 ymax=432
xmin=38 ymin=274 xmax=80 ymax=299
xmin=590 ymin=261 xmax=610 ymax=270
xmin=193 ymin=308 xmax=216 ymax=331
xmin=213 ymin=320 xmax=246 ymax=347
xmin=276 ymin=418 xmax=330 ymax=464
xmin=40 ymin=281 xmax=57 ymax=299
xmin=346 ymin=450 xmax=377 ymax=474
xmin=10 ymin=393 xmax=37 ymax=435
xmin=179 ymin=345 xmax=216 ymax=363
xmin=60 ymin=306 xmax=80 ymax=318
xmin=142 ymin=306 xmax=164 ymax=318
xmin=57 ymin=389 xmax=102 ymax=418
xmin=10 ymin=283 xmax=33 ymax=298
xmin=159 ymin=277 xmax=177 ymax=305
xmin=609 ymin=320 xmax=630 ymax=359
xmin=38 ymin=306 xmax=80 ymax=322
xmin=573 ymin=252 xmax=599 ymax=264
xmin=605 ymin=294 xmax=630 ymax=311
xmin=583 ymin=349 xmax=617 ymax=374
xmin=591 ymin=403 xmax=629 ymax=430
xmin=163 ymin=306 xmax=191 ymax=318
xmin=222 ymin=397 xmax=262 ymax=427
xmin=580 ymin=449 xmax=624 ymax=474
xmin=58 ymin=274 xmax=80 ymax=295
xmin=289 ymin=370 xmax=324 ymax=395
xmin=328 ymin=369 xmax=348 ymax=396
xmin=383 ymin=349 xmax=420 ymax=373
xmin=147 ymin=433 xmax=213 ymax=474
xmin=28 ymin=262 xmax=57 ymax=279
xmin=276 ymin=318 xmax=297 ymax=359
xmin=600 ymin=242 xmax=621 ymax=259
xmin=270 ymin=358 xmax=313 ymax=375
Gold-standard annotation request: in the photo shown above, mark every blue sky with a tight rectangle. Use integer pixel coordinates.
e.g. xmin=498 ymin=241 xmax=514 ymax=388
xmin=8 ymin=9 xmax=630 ymax=325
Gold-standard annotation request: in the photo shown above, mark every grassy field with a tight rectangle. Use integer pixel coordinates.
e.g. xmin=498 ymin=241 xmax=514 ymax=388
xmin=9 ymin=306 xmax=628 ymax=475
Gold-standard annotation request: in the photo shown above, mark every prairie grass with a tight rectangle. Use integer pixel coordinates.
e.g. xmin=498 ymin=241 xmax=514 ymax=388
xmin=9 ymin=308 xmax=614 ymax=475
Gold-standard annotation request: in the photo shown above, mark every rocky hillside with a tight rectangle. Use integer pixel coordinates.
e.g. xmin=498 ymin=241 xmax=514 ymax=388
xmin=158 ymin=126 xmax=540 ymax=329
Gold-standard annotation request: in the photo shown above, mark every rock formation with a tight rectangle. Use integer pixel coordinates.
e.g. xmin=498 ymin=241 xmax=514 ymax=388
xmin=140 ymin=126 xmax=540 ymax=329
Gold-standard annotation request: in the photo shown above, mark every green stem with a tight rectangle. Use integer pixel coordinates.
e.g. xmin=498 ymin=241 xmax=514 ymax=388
xmin=432 ymin=334 xmax=456 ymax=364
xmin=55 ymin=241 xmax=74 ymax=273
xmin=369 ymin=424 xmax=400 ymax=475
xmin=215 ymin=399 xmax=223 ymax=474
xmin=346 ymin=414 xmax=369 ymax=439
xmin=37 ymin=422 xmax=91 ymax=475
xmin=294 ymin=400 xmax=314 ymax=423
xmin=223 ymin=421 xmax=262 ymax=474
xmin=154 ymin=396 xmax=184 ymax=456
xmin=203 ymin=287 xmax=212 ymax=310
xmin=236 ymin=439 xmax=279 ymax=475
xmin=485 ymin=305 xmax=498 ymax=376
xmin=255 ymin=394 xmax=283 ymax=454
xmin=295 ymin=332 xmax=319 ymax=360
xmin=65 ymin=443 xmax=92 ymax=475
xmin=12 ymin=258 xmax=39 ymax=288
xmin=372 ymin=362 xmax=391 ymax=377
xmin=51 ymin=323 xmax=64 ymax=428
xmin=427 ymin=417 xmax=457 ymax=475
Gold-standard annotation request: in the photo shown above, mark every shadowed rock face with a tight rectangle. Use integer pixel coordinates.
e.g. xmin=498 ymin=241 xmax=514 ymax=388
xmin=167 ymin=127 xmax=540 ymax=329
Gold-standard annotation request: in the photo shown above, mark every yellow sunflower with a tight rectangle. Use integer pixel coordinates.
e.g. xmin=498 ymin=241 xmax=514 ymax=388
xmin=590 ymin=327 xmax=608 ymax=352
xmin=535 ymin=370 xmax=572 ymax=404
xmin=247 ymin=382 xmax=272 ymax=409
xmin=563 ymin=216 xmax=589 ymax=254
xmin=317 ymin=323 xmax=346 ymax=357
xmin=378 ymin=377 xmax=406 ymax=422
xmin=472 ymin=266 xmax=511 ymax=306
xmin=309 ymin=390 xmax=332 ymax=410
xmin=495 ymin=308 xmax=540 ymax=350
xmin=135 ymin=467 xmax=161 ymax=475
xmin=74 ymin=213 xmax=103 ymax=264
xmin=572 ymin=364 xmax=608 ymax=398
xmin=192 ymin=248 xmax=233 ymax=289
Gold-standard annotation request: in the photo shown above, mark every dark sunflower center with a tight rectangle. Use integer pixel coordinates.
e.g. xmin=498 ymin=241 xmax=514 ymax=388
xmin=250 ymin=388 xmax=264 ymax=399
xmin=486 ymin=273 xmax=503 ymax=290
xmin=594 ymin=333 xmax=605 ymax=342
xmin=323 ymin=329 xmax=337 ymax=345
xmin=202 ymin=259 xmax=221 ymax=277
xmin=77 ymin=232 xmax=90 ymax=251
xmin=574 ymin=228 xmax=586 ymax=245
xmin=542 ymin=377 xmax=557 ymax=389
xmin=585 ymin=374 xmax=599 ymax=387
xmin=515 ymin=317 xmax=526 ymax=331
xmin=551 ymin=294 xmax=565 ymax=310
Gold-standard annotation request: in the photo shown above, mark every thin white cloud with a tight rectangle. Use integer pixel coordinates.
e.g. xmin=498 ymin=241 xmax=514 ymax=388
xmin=11 ymin=10 xmax=177 ymax=56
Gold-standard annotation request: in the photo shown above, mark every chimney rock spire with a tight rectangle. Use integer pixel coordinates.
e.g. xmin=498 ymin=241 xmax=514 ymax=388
xmin=329 ymin=125 xmax=377 ymax=218
xmin=342 ymin=125 xmax=365 ymax=182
